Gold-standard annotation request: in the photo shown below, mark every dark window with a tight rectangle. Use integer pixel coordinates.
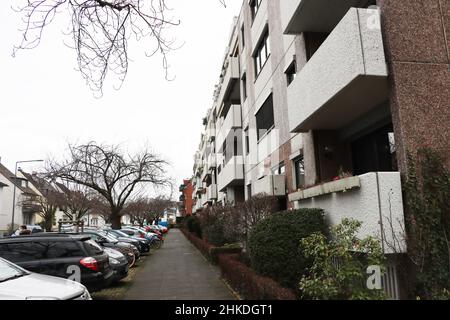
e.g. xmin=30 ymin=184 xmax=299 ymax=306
xmin=0 ymin=242 xmax=43 ymax=262
xmin=285 ymin=59 xmax=297 ymax=86
xmin=35 ymin=241 xmax=84 ymax=259
xmin=241 ymin=24 xmax=245 ymax=49
xmin=272 ymin=162 xmax=285 ymax=175
xmin=245 ymin=127 xmax=250 ymax=155
xmin=256 ymin=94 xmax=275 ymax=140
xmin=247 ymin=184 xmax=252 ymax=198
xmin=234 ymin=136 xmax=238 ymax=156
xmin=294 ymin=156 xmax=305 ymax=190
xmin=351 ymin=124 xmax=397 ymax=175
xmin=254 ymin=29 xmax=270 ymax=76
xmin=304 ymin=32 xmax=329 ymax=61
xmin=241 ymin=73 xmax=247 ymax=101
xmin=250 ymin=0 xmax=262 ymax=21
xmin=83 ymin=239 xmax=104 ymax=256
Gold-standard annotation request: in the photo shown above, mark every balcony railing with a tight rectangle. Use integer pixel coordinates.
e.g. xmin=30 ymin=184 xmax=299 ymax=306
xmin=217 ymin=156 xmax=245 ymax=192
xmin=287 ymin=8 xmax=388 ymax=133
xmin=252 ymin=175 xmax=286 ymax=197
xmin=216 ymin=57 xmax=240 ymax=115
xmin=216 ymin=104 xmax=242 ymax=148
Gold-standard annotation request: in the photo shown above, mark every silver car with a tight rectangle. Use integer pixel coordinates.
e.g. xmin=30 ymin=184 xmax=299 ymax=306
xmin=0 ymin=258 xmax=91 ymax=300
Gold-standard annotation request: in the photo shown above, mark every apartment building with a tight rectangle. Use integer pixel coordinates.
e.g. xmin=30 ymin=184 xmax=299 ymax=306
xmin=187 ymin=0 xmax=449 ymax=297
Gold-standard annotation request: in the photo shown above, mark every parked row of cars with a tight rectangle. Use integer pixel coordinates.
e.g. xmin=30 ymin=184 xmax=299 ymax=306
xmin=0 ymin=224 xmax=169 ymax=300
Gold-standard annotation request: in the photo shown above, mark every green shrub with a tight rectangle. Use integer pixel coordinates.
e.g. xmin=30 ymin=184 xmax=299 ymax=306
xmin=185 ymin=215 xmax=202 ymax=238
xmin=299 ymin=218 xmax=387 ymax=300
xmin=248 ymin=209 xmax=327 ymax=289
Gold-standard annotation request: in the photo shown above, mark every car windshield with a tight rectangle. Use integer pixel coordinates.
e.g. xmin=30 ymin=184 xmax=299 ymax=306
xmin=98 ymin=231 xmax=119 ymax=243
xmin=113 ymin=230 xmax=130 ymax=238
xmin=0 ymin=259 xmax=28 ymax=283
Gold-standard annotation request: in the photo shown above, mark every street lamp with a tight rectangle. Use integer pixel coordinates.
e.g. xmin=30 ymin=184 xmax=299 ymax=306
xmin=10 ymin=159 xmax=44 ymax=234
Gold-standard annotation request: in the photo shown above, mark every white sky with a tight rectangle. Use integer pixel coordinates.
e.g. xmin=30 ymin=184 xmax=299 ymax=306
xmin=0 ymin=0 xmax=243 ymax=194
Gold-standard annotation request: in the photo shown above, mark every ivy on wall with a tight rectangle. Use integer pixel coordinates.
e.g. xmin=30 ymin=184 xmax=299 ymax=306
xmin=403 ymin=148 xmax=450 ymax=299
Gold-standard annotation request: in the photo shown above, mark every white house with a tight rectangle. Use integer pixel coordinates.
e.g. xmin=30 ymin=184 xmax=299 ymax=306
xmin=0 ymin=163 xmax=39 ymax=233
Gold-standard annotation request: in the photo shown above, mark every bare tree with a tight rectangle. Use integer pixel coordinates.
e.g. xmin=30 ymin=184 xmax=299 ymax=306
xmin=54 ymin=180 xmax=93 ymax=222
xmin=47 ymin=141 xmax=171 ymax=229
xmin=12 ymin=0 xmax=227 ymax=93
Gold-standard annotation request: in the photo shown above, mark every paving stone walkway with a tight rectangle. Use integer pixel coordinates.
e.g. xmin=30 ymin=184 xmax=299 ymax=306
xmin=123 ymin=228 xmax=235 ymax=300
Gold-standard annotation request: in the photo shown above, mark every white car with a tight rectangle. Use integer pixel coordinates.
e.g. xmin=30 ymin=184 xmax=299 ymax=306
xmin=0 ymin=258 xmax=91 ymax=300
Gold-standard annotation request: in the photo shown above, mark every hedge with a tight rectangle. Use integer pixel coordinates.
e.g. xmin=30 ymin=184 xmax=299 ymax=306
xmin=180 ymin=228 xmax=242 ymax=264
xmin=218 ymin=254 xmax=297 ymax=300
xmin=248 ymin=208 xmax=327 ymax=289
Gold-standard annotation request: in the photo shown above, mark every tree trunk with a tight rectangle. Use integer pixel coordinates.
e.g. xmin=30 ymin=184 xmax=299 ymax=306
xmin=45 ymin=219 xmax=53 ymax=232
xmin=111 ymin=211 xmax=122 ymax=230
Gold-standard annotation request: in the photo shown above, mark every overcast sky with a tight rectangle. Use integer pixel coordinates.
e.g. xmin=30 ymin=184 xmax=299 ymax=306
xmin=0 ymin=0 xmax=242 ymax=195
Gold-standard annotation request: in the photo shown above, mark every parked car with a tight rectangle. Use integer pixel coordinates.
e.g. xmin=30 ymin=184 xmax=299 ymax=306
xmin=121 ymin=228 xmax=162 ymax=250
xmin=143 ymin=225 xmax=163 ymax=236
xmin=12 ymin=225 xmax=43 ymax=236
xmin=102 ymin=247 xmax=128 ymax=283
xmin=125 ymin=226 xmax=163 ymax=241
xmin=0 ymin=257 xmax=91 ymax=300
xmin=102 ymin=229 xmax=150 ymax=253
xmin=77 ymin=230 xmax=140 ymax=267
xmin=0 ymin=234 xmax=113 ymax=292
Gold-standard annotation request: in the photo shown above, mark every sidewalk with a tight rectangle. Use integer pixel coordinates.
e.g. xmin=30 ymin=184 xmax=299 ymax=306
xmin=123 ymin=228 xmax=235 ymax=300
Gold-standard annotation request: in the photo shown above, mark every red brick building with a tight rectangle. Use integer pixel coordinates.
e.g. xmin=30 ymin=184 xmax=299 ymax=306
xmin=179 ymin=179 xmax=194 ymax=216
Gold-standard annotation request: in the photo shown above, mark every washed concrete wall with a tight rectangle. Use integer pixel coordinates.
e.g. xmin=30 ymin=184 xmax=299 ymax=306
xmin=378 ymin=0 xmax=450 ymax=172
xmin=294 ymin=172 xmax=407 ymax=254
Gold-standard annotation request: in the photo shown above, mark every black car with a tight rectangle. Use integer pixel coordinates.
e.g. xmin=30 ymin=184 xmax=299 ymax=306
xmin=0 ymin=234 xmax=113 ymax=292
xmin=103 ymin=247 xmax=128 ymax=283
xmin=77 ymin=230 xmax=140 ymax=267
xmin=103 ymin=229 xmax=150 ymax=253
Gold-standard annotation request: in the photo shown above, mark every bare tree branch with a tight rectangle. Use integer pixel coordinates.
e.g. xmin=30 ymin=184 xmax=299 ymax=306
xmin=12 ymin=0 xmax=180 ymax=94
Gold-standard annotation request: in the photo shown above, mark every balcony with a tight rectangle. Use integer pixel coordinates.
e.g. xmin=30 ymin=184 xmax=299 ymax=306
xmin=287 ymin=8 xmax=388 ymax=133
xmin=207 ymin=124 xmax=216 ymax=142
xmin=252 ymin=175 xmax=286 ymax=197
xmin=207 ymin=153 xmax=217 ymax=171
xmin=216 ymin=57 xmax=240 ymax=116
xmin=289 ymin=172 xmax=407 ymax=254
xmin=216 ymin=104 xmax=242 ymax=147
xmin=218 ymin=156 xmax=245 ymax=192
xmin=281 ymin=0 xmax=372 ymax=34
xmin=207 ymin=184 xmax=218 ymax=201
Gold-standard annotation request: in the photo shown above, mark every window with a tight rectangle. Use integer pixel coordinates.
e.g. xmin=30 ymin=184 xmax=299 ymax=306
xmin=305 ymin=32 xmax=329 ymax=61
xmin=250 ymin=0 xmax=262 ymax=21
xmin=253 ymin=29 xmax=270 ymax=77
xmin=255 ymin=94 xmax=274 ymax=141
xmin=234 ymin=136 xmax=238 ymax=156
xmin=83 ymin=240 xmax=104 ymax=256
xmin=272 ymin=162 xmax=285 ymax=175
xmin=0 ymin=242 xmax=43 ymax=262
xmin=241 ymin=24 xmax=245 ymax=49
xmin=241 ymin=73 xmax=247 ymax=101
xmin=285 ymin=59 xmax=297 ymax=86
xmin=351 ymin=124 xmax=397 ymax=175
xmin=244 ymin=127 xmax=250 ymax=155
xmin=293 ymin=156 xmax=305 ymax=190
xmin=247 ymin=184 xmax=252 ymax=198
xmin=36 ymin=241 xmax=84 ymax=259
